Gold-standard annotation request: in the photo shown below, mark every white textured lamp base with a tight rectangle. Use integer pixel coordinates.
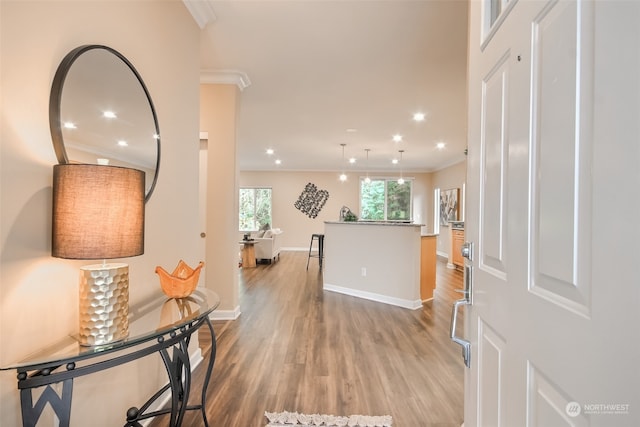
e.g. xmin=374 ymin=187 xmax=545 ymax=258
xmin=79 ymin=263 xmax=130 ymax=346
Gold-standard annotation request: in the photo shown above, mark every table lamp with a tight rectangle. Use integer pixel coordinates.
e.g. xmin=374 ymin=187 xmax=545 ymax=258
xmin=52 ymin=164 xmax=145 ymax=346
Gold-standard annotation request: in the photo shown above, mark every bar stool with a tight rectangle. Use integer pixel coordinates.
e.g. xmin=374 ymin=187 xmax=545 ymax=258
xmin=306 ymin=233 xmax=324 ymax=270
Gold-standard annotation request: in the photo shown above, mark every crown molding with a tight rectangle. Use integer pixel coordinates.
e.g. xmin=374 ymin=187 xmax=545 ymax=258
xmin=200 ymin=69 xmax=252 ymax=91
xmin=182 ymin=0 xmax=217 ymax=29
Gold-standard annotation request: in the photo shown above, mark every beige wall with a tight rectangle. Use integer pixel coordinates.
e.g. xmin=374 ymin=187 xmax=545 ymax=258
xmin=324 ymin=222 xmax=422 ymax=307
xmin=200 ymin=84 xmax=240 ymax=314
xmin=241 ymin=171 xmax=357 ymax=248
xmin=0 ymin=1 xmax=200 ymax=425
xmin=432 ymin=160 xmax=467 ymax=256
xmin=239 ymin=170 xmax=440 ymax=249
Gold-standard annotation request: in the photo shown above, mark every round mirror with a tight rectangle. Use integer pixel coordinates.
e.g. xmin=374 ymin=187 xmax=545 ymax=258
xmin=50 ymin=45 xmax=160 ymax=202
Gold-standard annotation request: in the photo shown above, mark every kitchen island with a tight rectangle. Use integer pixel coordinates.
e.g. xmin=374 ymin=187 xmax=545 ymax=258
xmin=323 ymin=221 xmax=435 ymax=309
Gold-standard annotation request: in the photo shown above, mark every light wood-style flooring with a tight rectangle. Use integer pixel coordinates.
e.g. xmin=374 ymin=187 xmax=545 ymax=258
xmin=154 ymin=251 xmax=464 ymax=426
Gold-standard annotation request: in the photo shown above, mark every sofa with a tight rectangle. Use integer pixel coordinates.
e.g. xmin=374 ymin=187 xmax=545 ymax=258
xmin=251 ymin=228 xmax=283 ymax=263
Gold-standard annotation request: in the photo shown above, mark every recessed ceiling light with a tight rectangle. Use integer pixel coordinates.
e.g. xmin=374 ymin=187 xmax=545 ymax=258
xmin=349 ymin=157 xmax=356 ymax=164
xmin=63 ymin=122 xmax=76 ymax=129
xmin=392 ymin=158 xmax=399 ymax=165
xmin=392 ymin=134 xmax=403 ymax=143
xmin=117 ymin=140 xmax=128 ymax=147
xmin=266 ymin=148 xmax=274 ymax=155
xmin=436 ymin=142 xmax=446 ymax=149
xmin=97 ymin=158 xmax=110 ymax=165
xmin=103 ymin=111 xmax=117 ymax=119
xmin=346 ymin=128 xmax=358 ymax=133
xmin=413 ymin=112 xmax=425 ymax=122
xmin=275 ymin=159 xmax=281 ymax=165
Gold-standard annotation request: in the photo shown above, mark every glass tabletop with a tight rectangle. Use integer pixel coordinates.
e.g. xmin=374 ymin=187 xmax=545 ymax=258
xmin=1 ymin=288 xmax=220 ymax=371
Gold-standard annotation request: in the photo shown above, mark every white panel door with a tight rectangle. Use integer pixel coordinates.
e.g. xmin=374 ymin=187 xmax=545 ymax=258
xmin=461 ymin=1 xmax=640 ymax=426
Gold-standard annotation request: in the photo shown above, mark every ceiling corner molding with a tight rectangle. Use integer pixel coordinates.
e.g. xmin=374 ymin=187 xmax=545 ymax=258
xmin=182 ymin=0 xmax=217 ymax=29
xmin=200 ymin=69 xmax=252 ymax=91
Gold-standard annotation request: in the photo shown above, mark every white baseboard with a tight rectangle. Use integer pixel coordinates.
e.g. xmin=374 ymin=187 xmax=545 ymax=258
xmin=209 ymin=305 xmax=241 ymax=320
xmin=421 ymin=297 xmax=434 ymax=304
xmin=437 ymin=250 xmax=449 ymax=258
xmin=281 ymin=246 xmax=309 ymax=252
xmin=323 ymin=283 xmax=422 ymax=310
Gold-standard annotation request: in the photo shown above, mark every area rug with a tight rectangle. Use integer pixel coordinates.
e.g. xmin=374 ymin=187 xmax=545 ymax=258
xmin=265 ymin=411 xmax=392 ymax=426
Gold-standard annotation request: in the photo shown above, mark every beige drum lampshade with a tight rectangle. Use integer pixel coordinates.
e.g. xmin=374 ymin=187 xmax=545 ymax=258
xmin=52 ymin=164 xmax=145 ymax=346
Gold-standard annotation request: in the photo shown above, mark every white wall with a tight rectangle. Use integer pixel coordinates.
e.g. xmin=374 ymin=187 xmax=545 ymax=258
xmin=0 ymin=1 xmax=201 ymax=425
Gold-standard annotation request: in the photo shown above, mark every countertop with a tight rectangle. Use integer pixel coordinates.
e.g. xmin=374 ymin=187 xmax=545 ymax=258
xmin=324 ymin=221 xmax=425 ymax=227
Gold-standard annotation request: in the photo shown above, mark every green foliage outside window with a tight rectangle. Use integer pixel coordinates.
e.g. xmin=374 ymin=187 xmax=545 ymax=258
xmin=360 ymin=179 xmax=412 ymax=221
xmin=239 ymin=188 xmax=272 ymax=231
xmin=386 ymin=181 xmax=412 ymax=220
xmin=360 ymin=180 xmax=385 ymax=220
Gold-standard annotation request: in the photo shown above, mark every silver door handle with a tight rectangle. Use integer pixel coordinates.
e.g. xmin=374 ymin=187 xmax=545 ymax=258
xmin=450 ymin=263 xmax=473 ymax=368
xmin=453 ymin=263 xmax=473 ymax=300
xmin=450 ymin=297 xmax=471 ymax=368
xmin=461 ymin=241 xmax=473 ymax=260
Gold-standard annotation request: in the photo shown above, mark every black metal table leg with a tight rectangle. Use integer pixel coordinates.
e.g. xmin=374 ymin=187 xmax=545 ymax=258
xmin=20 ymin=378 xmax=73 ymax=427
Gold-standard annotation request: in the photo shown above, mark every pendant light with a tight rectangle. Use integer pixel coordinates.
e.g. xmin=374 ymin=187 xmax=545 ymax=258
xmin=364 ymin=148 xmax=371 ymax=184
xmin=397 ymin=149 xmax=405 ymax=185
xmin=339 ymin=143 xmax=347 ymax=182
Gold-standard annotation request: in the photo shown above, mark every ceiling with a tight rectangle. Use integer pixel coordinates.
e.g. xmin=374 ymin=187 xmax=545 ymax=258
xmin=193 ymin=0 xmax=469 ymax=174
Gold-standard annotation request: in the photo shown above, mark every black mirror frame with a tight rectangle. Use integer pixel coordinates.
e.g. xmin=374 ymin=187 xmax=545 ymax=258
xmin=49 ymin=44 xmax=161 ymax=203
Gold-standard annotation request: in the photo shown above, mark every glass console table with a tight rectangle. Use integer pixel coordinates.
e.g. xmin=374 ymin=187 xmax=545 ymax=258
xmin=1 ymin=288 xmax=220 ymax=427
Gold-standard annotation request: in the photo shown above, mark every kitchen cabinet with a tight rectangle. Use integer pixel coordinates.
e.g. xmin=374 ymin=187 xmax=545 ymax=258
xmin=451 ymin=227 xmax=464 ymax=269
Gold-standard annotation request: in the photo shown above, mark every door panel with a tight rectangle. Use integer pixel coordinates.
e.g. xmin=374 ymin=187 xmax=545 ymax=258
xmin=527 ymin=364 xmax=588 ymax=427
xmin=529 ymin=0 xmax=593 ymax=316
xmin=478 ymin=319 xmax=506 ymax=427
xmin=480 ymin=52 xmax=509 ymax=278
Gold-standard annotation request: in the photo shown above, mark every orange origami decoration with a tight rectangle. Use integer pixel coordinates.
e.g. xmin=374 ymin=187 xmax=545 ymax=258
xmin=155 ymin=260 xmax=204 ymax=298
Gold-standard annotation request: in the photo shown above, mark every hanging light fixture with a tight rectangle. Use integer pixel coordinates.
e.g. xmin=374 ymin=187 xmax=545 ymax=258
xmin=397 ymin=149 xmax=405 ymax=185
xmin=339 ymin=143 xmax=347 ymax=182
xmin=364 ymin=148 xmax=371 ymax=184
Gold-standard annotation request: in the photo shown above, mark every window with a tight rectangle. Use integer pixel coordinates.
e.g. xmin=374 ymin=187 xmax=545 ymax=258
xmin=239 ymin=188 xmax=272 ymax=231
xmin=482 ymin=0 xmax=515 ymax=45
xmin=359 ymin=178 xmax=412 ymax=221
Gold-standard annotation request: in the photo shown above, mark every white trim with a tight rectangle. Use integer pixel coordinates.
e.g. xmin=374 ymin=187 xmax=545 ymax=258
xmin=323 ymin=283 xmax=422 ymax=310
xmin=209 ymin=306 xmax=241 ymax=320
xmin=200 ymin=69 xmax=252 ymax=91
xmin=182 ymin=0 xmax=217 ymax=29
xmin=437 ymin=250 xmax=449 ymax=258
xmin=199 ymin=131 xmax=208 ymax=140
xmin=430 ymin=157 xmax=467 ymax=173
xmin=282 ymin=246 xmax=310 ymax=252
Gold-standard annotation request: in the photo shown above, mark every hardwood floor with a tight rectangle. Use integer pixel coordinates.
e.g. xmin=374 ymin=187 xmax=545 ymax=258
xmin=155 ymin=251 xmax=464 ymax=426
